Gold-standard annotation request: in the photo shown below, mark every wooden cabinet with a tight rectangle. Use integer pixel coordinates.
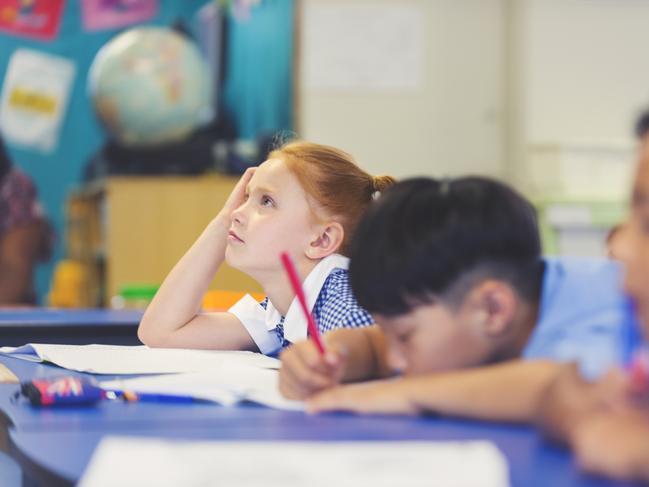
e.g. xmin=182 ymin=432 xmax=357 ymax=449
xmin=66 ymin=175 xmax=262 ymax=307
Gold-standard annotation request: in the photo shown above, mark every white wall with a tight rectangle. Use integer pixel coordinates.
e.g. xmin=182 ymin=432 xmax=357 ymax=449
xmin=523 ymin=0 xmax=649 ymax=144
xmin=297 ymin=0 xmax=506 ymax=179
xmin=297 ymin=0 xmax=649 ymax=198
xmin=515 ymin=0 xmax=649 ymax=198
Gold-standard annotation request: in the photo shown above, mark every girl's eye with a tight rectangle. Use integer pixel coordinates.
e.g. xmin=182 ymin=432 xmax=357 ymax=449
xmin=260 ymin=195 xmax=275 ymax=207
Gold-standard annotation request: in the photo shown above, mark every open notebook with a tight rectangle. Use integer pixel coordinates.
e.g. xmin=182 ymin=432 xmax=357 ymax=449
xmin=79 ymin=437 xmax=510 ymax=487
xmin=0 ymin=344 xmax=299 ymax=410
xmin=0 ymin=344 xmax=279 ymax=374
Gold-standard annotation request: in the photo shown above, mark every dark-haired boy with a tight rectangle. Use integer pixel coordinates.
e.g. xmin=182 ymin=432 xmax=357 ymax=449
xmin=279 ymin=177 xmax=631 ymax=421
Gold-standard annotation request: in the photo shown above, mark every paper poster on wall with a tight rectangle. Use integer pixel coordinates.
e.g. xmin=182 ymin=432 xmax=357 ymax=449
xmin=0 ymin=49 xmax=76 ymax=153
xmin=0 ymin=0 xmax=65 ymax=41
xmin=81 ymin=0 xmax=158 ymax=32
xmin=301 ymin=4 xmax=424 ymax=92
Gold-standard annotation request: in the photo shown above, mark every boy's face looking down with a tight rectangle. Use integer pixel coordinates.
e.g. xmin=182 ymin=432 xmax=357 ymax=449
xmin=374 ymin=278 xmax=527 ymax=375
xmin=348 ymin=177 xmax=543 ymax=375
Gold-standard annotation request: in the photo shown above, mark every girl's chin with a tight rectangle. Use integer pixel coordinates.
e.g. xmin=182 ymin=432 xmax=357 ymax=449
xmin=225 ymin=250 xmax=275 ymax=278
xmin=225 ymin=253 xmax=252 ymax=274
xmin=224 ymin=249 xmax=238 ymax=268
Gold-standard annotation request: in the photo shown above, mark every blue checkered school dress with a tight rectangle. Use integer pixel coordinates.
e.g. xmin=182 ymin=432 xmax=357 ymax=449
xmin=261 ymin=268 xmax=373 ymax=350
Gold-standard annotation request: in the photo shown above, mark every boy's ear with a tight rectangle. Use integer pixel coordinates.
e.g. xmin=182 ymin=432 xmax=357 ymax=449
xmin=305 ymin=222 xmax=345 ymax=259
xmin=467 ymin=281 xmax=517 ymax=338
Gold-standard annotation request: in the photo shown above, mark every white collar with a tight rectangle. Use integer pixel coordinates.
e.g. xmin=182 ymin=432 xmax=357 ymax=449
xmin=264 ymin=253 xmax=350 ymax=343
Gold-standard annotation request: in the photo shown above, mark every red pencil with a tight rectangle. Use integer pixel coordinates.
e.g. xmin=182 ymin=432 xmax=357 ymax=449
xmin=280 ymin=252 xmax=326 ymax=355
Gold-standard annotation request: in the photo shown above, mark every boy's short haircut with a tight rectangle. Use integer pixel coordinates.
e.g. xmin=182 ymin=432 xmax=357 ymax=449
xmin=348 ymin=177 xmax=543 ymax=316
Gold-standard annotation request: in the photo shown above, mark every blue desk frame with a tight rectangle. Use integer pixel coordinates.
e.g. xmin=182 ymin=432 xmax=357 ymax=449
xmin=0 ymin=356 xmax=641 ymax=487
xmin=0 ymin=309 xmax=143 ymax=346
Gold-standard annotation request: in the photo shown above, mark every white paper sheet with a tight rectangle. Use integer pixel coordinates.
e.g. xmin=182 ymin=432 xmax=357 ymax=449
xmin=79 ymin=437 xmax=510 ymax=487
xmin=99 ymin=367 xmax=303 ymax=411
xmin=0 ymin=344 xmax=279 ymax=374
xmin=302 ymin=3 xmax=424 ymax=91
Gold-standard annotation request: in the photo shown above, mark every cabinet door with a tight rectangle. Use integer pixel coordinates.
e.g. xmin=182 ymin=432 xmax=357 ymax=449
xmin=106 ymin=176 xmax=262 ymax=302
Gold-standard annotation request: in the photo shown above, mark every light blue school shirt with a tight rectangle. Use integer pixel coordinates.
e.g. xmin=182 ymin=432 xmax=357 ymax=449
xmin=522 ymin=257 xmax=633 ymax=380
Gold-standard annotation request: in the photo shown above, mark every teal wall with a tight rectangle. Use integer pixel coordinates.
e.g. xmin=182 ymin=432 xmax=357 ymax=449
xmin=0 ymin=0 xmax=294 ymax=303
xmin=223 ymin=0 xmax=294 ymax=139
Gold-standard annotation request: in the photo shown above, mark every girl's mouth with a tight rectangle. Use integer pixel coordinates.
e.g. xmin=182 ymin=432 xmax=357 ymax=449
xmin=228 ymin=230 xmax=244 ymax=243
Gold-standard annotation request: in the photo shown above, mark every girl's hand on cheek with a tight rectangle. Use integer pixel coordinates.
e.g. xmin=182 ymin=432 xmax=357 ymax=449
xmin=217 ymin=167 xmax=256 ymax=223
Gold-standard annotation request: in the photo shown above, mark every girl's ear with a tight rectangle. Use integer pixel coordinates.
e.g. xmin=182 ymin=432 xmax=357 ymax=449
xmin=305 ymin=222 xmax=345 ymax=259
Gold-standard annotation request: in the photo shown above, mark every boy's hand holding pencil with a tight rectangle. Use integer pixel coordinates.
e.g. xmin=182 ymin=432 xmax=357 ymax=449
xmin=279 ymin=339 xmax=347 ymax=400
xmin=279 ymin=251 xmax=347 ymax=400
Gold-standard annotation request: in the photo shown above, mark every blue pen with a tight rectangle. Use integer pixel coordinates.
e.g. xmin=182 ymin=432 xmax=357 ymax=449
xmin=622 ymin=297 xmax=644 ymax=367
xmin=103 ymin=390 xmax=197 ymax=403
xmin=619 ymin=297 xmax=649 ymax=394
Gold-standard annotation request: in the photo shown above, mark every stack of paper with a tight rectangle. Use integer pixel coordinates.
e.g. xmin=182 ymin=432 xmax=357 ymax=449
xmin=79 ymin=437 xmax=511 ymax=487
xmin=0 ymin=343 xmax=296 ymax=410
xmin=0 ymin=344 xmax=279 ymax=374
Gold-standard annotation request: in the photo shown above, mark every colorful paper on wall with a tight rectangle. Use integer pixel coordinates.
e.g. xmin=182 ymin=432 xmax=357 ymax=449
xmin=0 ymin=49 xmax=76 ymax=153
xmin=81 ymin=0 xmax=158 ymax=32
xmin=0 ymin=0 xmax=65 ymax=41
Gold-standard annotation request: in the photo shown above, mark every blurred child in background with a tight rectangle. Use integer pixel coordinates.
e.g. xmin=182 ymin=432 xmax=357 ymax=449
xmin=538 ymin=111 xmax=649 ymax=482
xmin=0 ymin=135 xmax=52 ymax=305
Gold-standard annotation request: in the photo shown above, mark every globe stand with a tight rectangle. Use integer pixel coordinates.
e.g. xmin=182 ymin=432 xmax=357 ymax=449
xmin=83 ymin=120 xmax=234 ymax=181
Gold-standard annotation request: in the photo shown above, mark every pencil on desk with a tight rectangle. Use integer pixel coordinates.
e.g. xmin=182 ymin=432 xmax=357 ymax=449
xmin=103 ymin=389 xmax=196 ymax=403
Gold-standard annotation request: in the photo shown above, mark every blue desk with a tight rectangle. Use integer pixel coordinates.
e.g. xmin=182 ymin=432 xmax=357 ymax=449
xmin=0 ymin=356 xmax=641 ymax=487
xmin=0 ymin=309 xmax=143 ymax=346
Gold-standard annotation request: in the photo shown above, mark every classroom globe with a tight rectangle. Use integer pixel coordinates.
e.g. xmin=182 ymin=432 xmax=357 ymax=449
xmin=88 ymin=27 xmax=212 ymax=147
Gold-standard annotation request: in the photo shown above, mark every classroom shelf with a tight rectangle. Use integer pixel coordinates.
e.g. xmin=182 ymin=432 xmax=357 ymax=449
xmin=65 ymin=175 xmax=262 ymax=307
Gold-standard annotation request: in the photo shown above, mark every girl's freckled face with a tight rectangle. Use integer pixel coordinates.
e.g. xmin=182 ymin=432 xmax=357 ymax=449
xmin=225 ymin=158 xmax=318 ymax=275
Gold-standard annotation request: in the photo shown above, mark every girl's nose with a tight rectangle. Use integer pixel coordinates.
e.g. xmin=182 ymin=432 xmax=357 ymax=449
xmin=231 ymin=202 xmax=247 ymax=226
